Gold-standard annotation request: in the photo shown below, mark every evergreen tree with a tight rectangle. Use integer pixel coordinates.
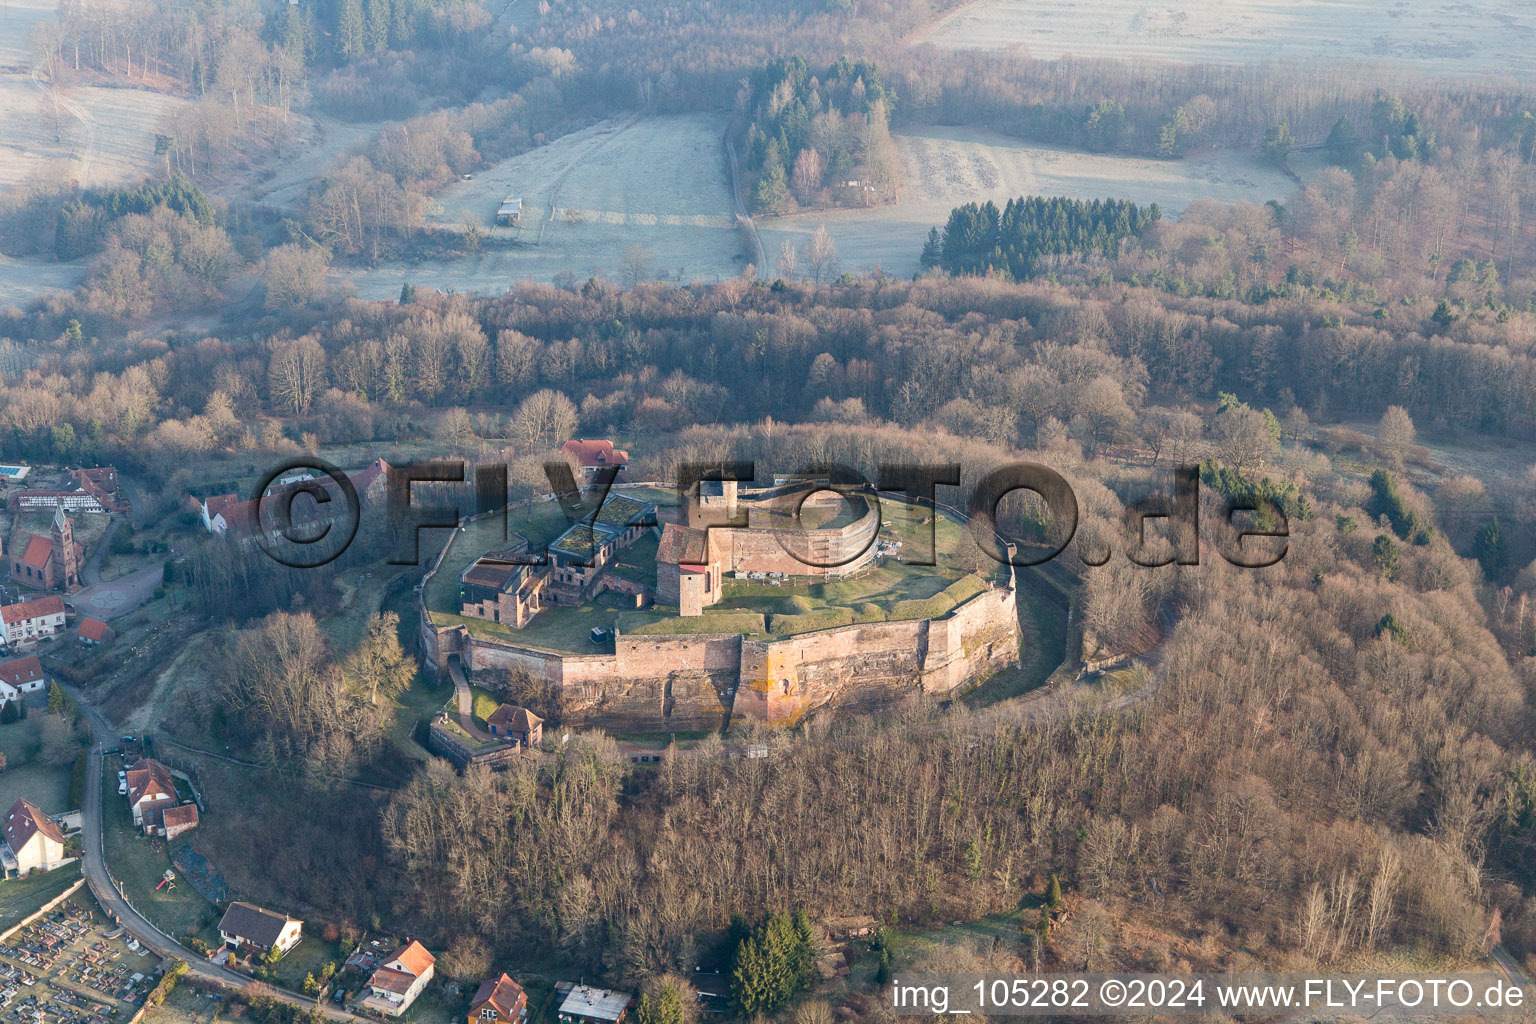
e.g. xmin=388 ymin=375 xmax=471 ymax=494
xmin=1045 ymin=873 xmax=1063 ymax=911
xmin=1373 ymin=534 xmax=1402 ymax=581
xmin=338 ymin=0 xmax=366 ymax=62
xmin=1475 ymin=517 xmax=1506 ymax=575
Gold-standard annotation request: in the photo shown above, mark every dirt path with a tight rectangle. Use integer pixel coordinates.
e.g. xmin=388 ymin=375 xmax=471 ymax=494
xmin=901 ymin=0 xmax=986 ymax=46
xmin=724 ymin=124 xmax=765 ymax=272
xmin=29 ymin=63 xmax=96 ymax=186
xmin=535 ymin=113 xmax=642 ymax=245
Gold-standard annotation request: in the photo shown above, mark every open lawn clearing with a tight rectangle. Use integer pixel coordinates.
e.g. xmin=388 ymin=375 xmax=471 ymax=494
xmin=0 ymin=77 xmax=192 ymax=191
xmin=0 ymin=864 xmax=79 ymax=934
xmin=0 ymin=254 xmax=85 ymax=309
xmin=140 ymin=983 xmax=220 ymax=1024
xmin=914 ymin=0 xmax=1536 ymax=79
xmin=339 ymin=114 xmax=746 ymax=298
xmin=0 ymin=757 xmax=74 ymax=818
xmin=759 ymin=127 xmax=1294 ymax=279
xmin=0 ymin=0 xmax=57 ymax=68
xmin=267 ymin=924 xmax=343 ymax=992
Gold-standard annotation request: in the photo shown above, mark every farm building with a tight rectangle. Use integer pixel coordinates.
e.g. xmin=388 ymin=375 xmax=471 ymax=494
xmin=496 ymin=195 xmax=524 ymax=226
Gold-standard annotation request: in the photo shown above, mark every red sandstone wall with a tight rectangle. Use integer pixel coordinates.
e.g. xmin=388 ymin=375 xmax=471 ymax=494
xmin=435 ymin=587 xmax=1019 ymax=733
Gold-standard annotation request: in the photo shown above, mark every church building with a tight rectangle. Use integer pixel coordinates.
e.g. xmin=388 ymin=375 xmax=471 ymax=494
xmin=8 ymin=509 xmax=84 ymax=593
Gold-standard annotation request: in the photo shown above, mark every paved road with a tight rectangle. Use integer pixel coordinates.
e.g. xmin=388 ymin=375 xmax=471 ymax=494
xmin=80 ymin=518 xmax=120 ymax=588
xmin=70 ymin=563 xmax=164 ymax=621
xmin=60 ymin=682 xmax=369 ymax=1021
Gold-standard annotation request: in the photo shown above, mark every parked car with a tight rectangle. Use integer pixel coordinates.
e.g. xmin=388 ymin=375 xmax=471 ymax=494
xmin=117 ymin=771 xmax=128 ymax=795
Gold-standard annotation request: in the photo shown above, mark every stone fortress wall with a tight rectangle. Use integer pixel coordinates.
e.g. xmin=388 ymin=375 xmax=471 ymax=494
xmin=421 ymin=581 xmax=1019 ymax=731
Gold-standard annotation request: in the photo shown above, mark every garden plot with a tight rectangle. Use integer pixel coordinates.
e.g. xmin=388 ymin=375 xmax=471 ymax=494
xmin=758 ymin=126 xmax=1295 ymax=279
xmin=915 ymin=0 xmax=1536 ymax=79
xmin=342 ymin=113 xmax=745 ymax=298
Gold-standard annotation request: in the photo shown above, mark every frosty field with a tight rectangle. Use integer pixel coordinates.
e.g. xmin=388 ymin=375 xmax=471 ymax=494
xmin=759 ymin=126 xmax=1295 ymax=279
xmin=914 ymin=0 xmax=1536 ymax=79
xmin=341 ymin=113 xmax=748 ymax=298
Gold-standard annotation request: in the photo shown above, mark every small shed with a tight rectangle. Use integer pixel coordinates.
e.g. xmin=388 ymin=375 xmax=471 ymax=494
xmin=496 ymin=195 xmax=524 ymax=226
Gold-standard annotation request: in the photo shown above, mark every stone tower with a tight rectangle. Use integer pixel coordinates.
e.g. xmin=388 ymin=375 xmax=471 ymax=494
xmin=50 ymin=508 xmax=82 ymax=591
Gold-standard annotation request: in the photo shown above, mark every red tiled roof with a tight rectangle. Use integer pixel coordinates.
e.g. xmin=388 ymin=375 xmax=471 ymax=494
xmin=14 ymin=535 xmax=51 ymax=570
xmin=77 ymin=618 xmax=112 ymax=642
xmin=384 ymin=939 xmax=435 ymax=978
xmin=656 ymin=523 xmax=709 ymax=566
xmin=4 ymin=797 xmax=65 ymax=850
xmin=161 ymin=804 xmax=199 ymax=830
xmin=560 ymin=440 xmax=629 ymax=469
xmin=126 ymin=759 xmax=176 ymax=806
xmin=348 ymin=458 xmax=391 ymax=494
xmin=0 ymin=656 xmax=43 ymax=690
xmin=471 ymin=975 xmax=526 ymax=1019
xmin=486 ymin=705 xmax=542 ymax=734
xmin=370 ymin=967 xmax=417 ymax=995
xmin=0 ymin=596 xmax=65 ymax=624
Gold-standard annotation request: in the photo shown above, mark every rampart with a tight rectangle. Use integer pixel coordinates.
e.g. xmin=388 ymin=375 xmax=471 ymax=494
xmin=421 ymin=583 xmax=1019 ymax=731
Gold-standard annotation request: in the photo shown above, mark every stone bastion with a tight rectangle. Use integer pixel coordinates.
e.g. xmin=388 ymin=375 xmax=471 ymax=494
xmin=419 ymin=582 xmax=1020 ymax=731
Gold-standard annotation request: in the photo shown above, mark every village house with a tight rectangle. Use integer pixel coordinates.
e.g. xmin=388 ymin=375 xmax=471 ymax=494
xmin=77 ymin=618 xmax=114 ymax=646
xmin=469 ymin=974 xmax=527 ymax=1024
xmin=125 ymin=759 xmax=178 ymax=833
xmin=0 ymin=595 xmax=66 ymax=647
xmin=485 ymin=705 xmax=542 ymax=748
xmin=1 ymin=798 xmax=68 ymax=877
xmin=0 ymin=655 xmax=46 ymax=705
xmin=202 ymin=459 xmax=392 ymax=538
xmin=362 ymin=939 xmax=436 ymax=1016
xmin=217 ymin=902 xmax=304 ymax=957
xmin=556 ymin=985 xmax=631 ymax=1024
xmin=560 ymin=440 xmax=630 ymax=481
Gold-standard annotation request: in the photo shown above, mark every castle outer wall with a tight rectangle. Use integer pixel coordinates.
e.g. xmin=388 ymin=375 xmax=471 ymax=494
xmin=421 ymin=584 xmax=1019 ymax=731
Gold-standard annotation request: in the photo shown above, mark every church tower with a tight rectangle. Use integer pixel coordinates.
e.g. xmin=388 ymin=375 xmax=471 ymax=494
xmin=50 ymin=508 xmax=82 ymax=591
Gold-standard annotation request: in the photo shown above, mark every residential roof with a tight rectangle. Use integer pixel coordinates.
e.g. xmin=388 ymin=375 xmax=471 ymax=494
xmin=370 ymin=967 xmax=418 ymax=996
xmin=204 ymin=493 xmax=239 ymax=519
xmin=15 ymin=534 xmax=52 ymax=570
xmin=656 ymin=523 xmax=710 ymax=566
xmin=3 ymin=797 xmax=66 ymax=850
xmin=486 ymin=705 xmax=542 ymax=734
xmin=126 ymin=759 xmax=176 ymax=807
xmin=0 ymin=596 xmax=65 ymax=624
xmin=161 ymin=804 xmax=199 ymax=831
xmin=384 ymin=939 xmax=435 ymax=978
xmin=77 ymin=618 xmax=112 ymax=642
xmin=471 ymin=975 xmax=526 ymax=1019
xmin=560 ymin=440 xmax=629 ymax=469
xmin=218 ymin=902 xmax=300 ymax=948
xmin=214 ymin=460 xmax=390 ymax=538
xmin=0 ymin=656 xmax=43 ymax=690
xmin=558 ymin=986 xmax=630 ymax=1023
